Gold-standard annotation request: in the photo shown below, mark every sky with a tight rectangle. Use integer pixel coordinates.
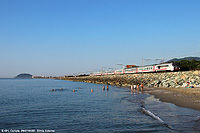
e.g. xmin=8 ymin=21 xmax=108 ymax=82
xmin=0 ymin=0 xmax=200 ymax=78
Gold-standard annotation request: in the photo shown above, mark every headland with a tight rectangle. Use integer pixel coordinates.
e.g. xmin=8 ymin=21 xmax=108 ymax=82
xmin=15 ymin=73 xmax=33 ymax=79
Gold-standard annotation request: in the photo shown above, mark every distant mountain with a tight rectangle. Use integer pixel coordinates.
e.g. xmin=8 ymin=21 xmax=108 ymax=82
xmin=15 ymin=73 xmax=33 ymax=79
xmin=168 ymin=57 xmax=200 ymax=62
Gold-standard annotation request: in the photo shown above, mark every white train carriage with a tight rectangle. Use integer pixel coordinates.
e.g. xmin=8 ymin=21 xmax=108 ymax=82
xmin=114 ymin=69 xmax=124 ymax=74
xmin=91 ymin=72 xmax=102 ymax=76
xmin=107 ymin=71 xmax=115 ymax=75
xmin=124 ymin=65 xmax=155 ymax=73
xmin=136 ymin=65 xmax=155 ymax=73
xmin=124 ymin=67 xmax=137 ymax=74
xmin=94 ymin=70 xmax=115 ymax=76
xmin=99 ymin=70 xmax=114 ymax=75
xmin=155 ymin=62 xmax=179 ymax=72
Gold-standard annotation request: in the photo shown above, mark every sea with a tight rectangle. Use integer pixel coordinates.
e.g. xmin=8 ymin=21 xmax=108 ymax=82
xmin=0 ymin=78 xmax=200 ymax=133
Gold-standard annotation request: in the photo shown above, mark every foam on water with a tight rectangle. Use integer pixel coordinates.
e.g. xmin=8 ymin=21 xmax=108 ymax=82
xmin=141 ymin=107 xmax=165 ymax=124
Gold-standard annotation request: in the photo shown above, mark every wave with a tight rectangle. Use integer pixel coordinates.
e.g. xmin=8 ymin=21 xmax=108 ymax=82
xmin=141 ymin=107 xmax=174 ymax=131
xmin=141 ymin=107 xmax=165 ymax=124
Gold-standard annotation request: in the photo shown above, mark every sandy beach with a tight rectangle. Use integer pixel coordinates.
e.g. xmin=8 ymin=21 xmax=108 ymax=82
xmin=144 ymin=87 xmax=200 ymax=111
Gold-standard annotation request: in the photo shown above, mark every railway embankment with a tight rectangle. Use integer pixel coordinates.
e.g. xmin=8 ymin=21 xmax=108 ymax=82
xmin=64 ymin=70 xmax=200 ymax=89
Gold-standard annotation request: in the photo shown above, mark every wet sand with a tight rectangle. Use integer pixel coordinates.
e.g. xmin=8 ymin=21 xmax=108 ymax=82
xmin=144 ymin=87 xmax=200 ymax=111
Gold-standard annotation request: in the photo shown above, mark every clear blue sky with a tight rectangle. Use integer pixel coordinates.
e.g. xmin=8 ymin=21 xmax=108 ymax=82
xmin=1 ymin=0 xmax=200 ymax=78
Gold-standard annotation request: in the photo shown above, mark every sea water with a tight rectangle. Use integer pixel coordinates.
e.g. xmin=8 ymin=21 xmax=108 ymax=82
xmin=0 ymin=79 xmax=200 ymax=132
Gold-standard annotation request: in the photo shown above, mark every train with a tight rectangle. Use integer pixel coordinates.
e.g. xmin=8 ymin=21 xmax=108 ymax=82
xmin=90 ymin=62 xmax=180 ymax=76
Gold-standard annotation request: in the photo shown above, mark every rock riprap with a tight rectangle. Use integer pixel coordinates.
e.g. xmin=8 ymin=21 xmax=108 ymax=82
xmin=64 ymin=71 xmax=200 ymax=88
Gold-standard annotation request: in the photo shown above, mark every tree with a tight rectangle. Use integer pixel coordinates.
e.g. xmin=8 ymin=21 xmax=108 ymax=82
xmin=175 ymin=59 xmax=200 ymax=70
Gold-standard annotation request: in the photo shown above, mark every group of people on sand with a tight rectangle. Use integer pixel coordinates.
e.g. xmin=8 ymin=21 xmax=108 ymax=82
xmin=131 ymin=84 xmax=143 ymax=92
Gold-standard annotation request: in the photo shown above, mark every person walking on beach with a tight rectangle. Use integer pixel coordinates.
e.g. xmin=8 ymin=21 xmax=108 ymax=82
xmin=141 ymin=84 xmax=143 ymax=91
xmin=133 ymin=85 xmax=136 ymax=92
xmin=131 ymin=85 xmax=133 ymax=91
xmin=137 ymin=84 xmax=140 ymax=92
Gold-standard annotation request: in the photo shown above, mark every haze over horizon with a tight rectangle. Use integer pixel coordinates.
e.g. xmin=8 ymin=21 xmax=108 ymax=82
xmin=1 ymin=0 xmax=200 ymax=78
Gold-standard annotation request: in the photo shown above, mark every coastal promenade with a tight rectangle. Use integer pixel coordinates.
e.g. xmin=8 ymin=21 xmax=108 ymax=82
xmin=64 ymin=70 xmax=200 ymax=111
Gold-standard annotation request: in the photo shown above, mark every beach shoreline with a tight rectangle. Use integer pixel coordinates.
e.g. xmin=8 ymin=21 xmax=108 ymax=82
xmin=63 ymin=71 xmax=200 ymax=111
xmin=143 ymin=87 xmax=200 ymax=111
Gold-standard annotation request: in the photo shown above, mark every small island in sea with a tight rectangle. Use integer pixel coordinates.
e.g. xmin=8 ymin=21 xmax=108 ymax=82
xmin=15 ymin=73 xmax=33 ymax=79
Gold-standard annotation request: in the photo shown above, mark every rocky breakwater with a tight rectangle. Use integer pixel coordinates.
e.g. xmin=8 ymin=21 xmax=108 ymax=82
xmin=64 ymin=70 xmax=200 ymax=88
